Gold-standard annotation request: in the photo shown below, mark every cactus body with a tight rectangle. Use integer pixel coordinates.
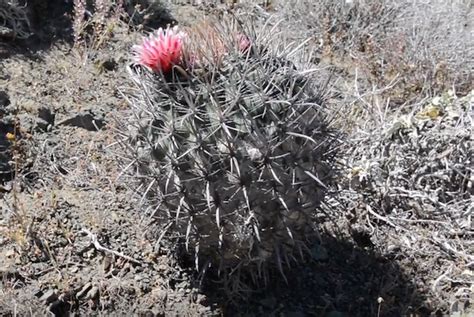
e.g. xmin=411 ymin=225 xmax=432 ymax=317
xmin=121 ymin=19 xmax=336 ymax=289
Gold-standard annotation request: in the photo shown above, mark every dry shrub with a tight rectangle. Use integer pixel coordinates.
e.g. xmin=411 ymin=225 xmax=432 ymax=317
xmin=72 ymin=0 xmax=127 ymax=48
xmin=279 ymin=0 xmax=473 ymax=100
xmin=72 ymin=0 xmax=174 ymax=49
xmin=276 ymin=2 xmax=473 ymax=314
xmin=328 ymin=89 xmax=473 ymax=315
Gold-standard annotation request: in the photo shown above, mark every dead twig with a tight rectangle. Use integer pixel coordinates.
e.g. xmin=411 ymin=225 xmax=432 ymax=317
xmin=366 ymin=204 xmax=400 ymax=230
xmin=81 ymin=228 xmax=142 ymax=265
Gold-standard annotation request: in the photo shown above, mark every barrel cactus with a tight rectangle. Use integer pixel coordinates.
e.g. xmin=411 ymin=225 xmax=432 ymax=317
xmin=118 ymin=18 xmax=336 ymax=291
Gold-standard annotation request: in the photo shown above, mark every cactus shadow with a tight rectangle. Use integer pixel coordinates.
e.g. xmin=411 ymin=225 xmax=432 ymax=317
xmin=202 ymin=233 xmax=429 ymax=317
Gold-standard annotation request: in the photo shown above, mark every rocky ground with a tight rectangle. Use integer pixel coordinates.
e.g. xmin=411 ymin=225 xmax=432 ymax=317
xmin=0 ymin=1 xmax=472 ymax=316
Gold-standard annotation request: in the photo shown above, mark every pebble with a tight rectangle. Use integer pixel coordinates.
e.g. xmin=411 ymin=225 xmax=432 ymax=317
xmin=100 ymin=58 xmax=118 ymax=72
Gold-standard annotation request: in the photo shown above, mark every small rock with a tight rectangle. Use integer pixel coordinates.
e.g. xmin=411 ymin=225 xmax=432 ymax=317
xmin=35 ymin=118 xmax=51 ymax=132
xmin=58 ymin=110 xmax=105 ymax=131
xmin=33 ymin=288 xmax=43 ymax=298
xmin=0 ymin=91 xmax=10 ymax=109
xmin=40 ymin=289 xmax=58 ymax=304
xmin=49 ymin=299 xmax=72 ymax=316
xmin=101 ymin=58 xmax=118 ymax=71
xmin=38 ymin=107 xmax=55 ymax=129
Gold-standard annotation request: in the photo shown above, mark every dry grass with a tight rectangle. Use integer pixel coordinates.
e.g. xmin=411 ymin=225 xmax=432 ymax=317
xmin=279 ymin=0 xmax=473 ymax=100
xmin=72 ymin=0 xmax=132 ymax=49
xmin=324 ymin=88 xmax=473 ymax=314
xmin=273 ymin=1 xmax=473 ymax=314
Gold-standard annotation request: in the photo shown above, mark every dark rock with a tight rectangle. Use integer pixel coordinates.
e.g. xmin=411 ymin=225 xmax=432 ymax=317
xmin=38 ymin=107 xmax=55 ymax=126
xmin=101 ymin=58 xmax=118 ymax=71
xmin=30 ymin=106 xmax=55 ymax=132
xmin=35 ymin=118 xmax=50 ymax=132
xmin=49 ymin=299 xmax=72 ymax=316
xmin=58 ymin=109 xmax=105 ymax=131
xmin=33 ymin=288 xmax=43 ymax=298
xmin=0 ymin=91 xmax=10 ymax=108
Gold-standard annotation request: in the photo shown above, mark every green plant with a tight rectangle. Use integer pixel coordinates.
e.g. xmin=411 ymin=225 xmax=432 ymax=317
xmin=117 ymin=18 xmax=337 ymax=293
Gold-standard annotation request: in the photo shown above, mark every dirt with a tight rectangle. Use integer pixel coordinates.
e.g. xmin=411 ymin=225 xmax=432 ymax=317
xmin=0 ymin=3 xmax=210 ymax=316
xmin=0 ymin=2 xmax=473 ymax=317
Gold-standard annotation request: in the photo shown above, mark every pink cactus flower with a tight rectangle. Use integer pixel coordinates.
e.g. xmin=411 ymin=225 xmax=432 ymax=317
xmin=132 ymin=26 xmax=186 ymax=73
